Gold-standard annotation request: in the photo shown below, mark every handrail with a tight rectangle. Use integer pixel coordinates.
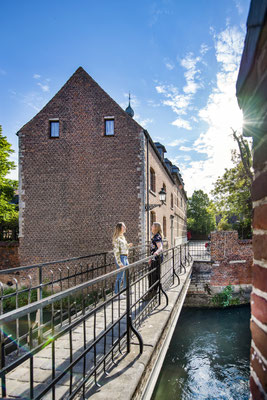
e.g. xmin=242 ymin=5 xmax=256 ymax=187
xmin=0 ymin=242 xmax=191 ymax=398
xmin=0 ymin=244 xmax=148 ymax=275
xmin=0 ymin=250 xmax=162 ymax=323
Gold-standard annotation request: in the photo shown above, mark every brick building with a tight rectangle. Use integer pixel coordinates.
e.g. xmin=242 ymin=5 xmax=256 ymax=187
xmin=236 ymin=0 xmax=267 ymax=398
xmin=17 ymin=67 xmax=187 ymax=265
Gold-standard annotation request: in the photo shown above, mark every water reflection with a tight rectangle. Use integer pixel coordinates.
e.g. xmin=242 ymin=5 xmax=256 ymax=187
xmin=152 ymin=306 xmax=251 ymax=400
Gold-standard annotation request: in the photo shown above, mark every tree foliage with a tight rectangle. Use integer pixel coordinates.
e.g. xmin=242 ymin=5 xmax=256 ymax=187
xmin=212 ymin=133 xmax=253 ymax=238
xmin=187 ymin=190 xmax=216 ymax=235
xmin=217 ymin=215 xmax=232 ymax=231
xmin=0 ymin=125 xmax=18 ymax=224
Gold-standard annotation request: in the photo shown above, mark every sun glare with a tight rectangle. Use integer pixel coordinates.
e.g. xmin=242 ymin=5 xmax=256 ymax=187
xmin=229 ymin=106 xmax=243 ymax=131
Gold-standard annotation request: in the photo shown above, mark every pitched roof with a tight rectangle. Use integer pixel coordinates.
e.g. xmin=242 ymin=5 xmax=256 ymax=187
xmin=17 ymin=66 xmax=143 ymax=133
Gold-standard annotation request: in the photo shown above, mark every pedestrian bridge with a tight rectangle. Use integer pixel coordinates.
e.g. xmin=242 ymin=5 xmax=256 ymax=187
xmin=0 ymin=242 xmax=207 ymax=399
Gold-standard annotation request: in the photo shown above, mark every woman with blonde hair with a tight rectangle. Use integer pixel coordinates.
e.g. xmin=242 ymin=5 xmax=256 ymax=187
xmin=113 ymin=222 xmax=133 ymax=298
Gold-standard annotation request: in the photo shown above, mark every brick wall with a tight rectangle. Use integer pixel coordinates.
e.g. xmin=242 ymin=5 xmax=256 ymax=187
xmin=236 ymin=2 xmax=267 ymax=397
xmin=210 ymin=231 xmax=252 ymax=286
xmin=185 ymin=231 xmax=252 ymax=307
xmin=0 ymin=242 xmax=19 ymax=270
xmin=249 ymin=88 xmax=267 ymax=398
xmin=146 ymin=141 xmax=187 ymax=246
xmin=18 ymin=67 xmax=144 ymax=265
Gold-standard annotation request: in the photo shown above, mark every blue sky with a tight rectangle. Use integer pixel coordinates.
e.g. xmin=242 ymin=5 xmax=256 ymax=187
xmin=0 ymin=0 xmax=250 ymax=195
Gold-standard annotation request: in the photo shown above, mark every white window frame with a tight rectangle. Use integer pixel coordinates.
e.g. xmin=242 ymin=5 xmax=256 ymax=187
xmin=104 ymin=117 xmax=114 ymax=136
xmin=50 ymin=119 xmax=59 ymax=138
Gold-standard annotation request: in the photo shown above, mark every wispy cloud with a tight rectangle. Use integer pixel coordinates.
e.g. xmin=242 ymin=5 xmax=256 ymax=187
xmin=172 ymin=117 xmax=192 ymax=130
xmin=155 ymin=84 xmax=191 ymax=116
xmin=182 ymin=24 xmax=245 ymax=195
xmin=0 ymin=68 xmax=6 ymax=75
xmin=33 ymin=74 xmax=50 ymax=92
xmin=234 ymin=0 xmax=244 ymax=15
xmin=164 ymin=58 xmax=175 ymax=70
xmin=155 ymin=48 xmax=205 ymax=130
xmin=179 ymin=145 xmax=192 ymax=152
xmin=136 ymin=116 xmax=154 ymax=127
xmin=9 ymin=89 xmax=48 ymax=112
xmin=148 ymin=3 xmax=171 ymax=27
xmin=155 ymin=23 xmax=245 ymax=196
xmin=168 ymin=138 xmax=187 ymax=147
xmin=147 ymin=99 xmax=161 ymax=107
xmin=200 ymin=43 xmax=210 ymax=55
xmin=37 ymin=82 xmax=50 ymax=92
xmin=180 ymin=52 xmax=202 ymax=94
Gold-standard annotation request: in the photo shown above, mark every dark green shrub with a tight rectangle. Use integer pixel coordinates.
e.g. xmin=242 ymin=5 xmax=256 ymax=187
xmin=211 ymin=285 xmax=240 ymax=307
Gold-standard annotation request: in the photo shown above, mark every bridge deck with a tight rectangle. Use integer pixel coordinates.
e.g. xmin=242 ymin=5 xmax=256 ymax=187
xmin=5 ymin=261 xmax=192 ymax=399
xmin=85 ymin=262 xmax=193 ymax=400
xmin=6 ymin=297 xmax=131 ymax=399
xmin=0 ymin=244 xmax=197 ymax=399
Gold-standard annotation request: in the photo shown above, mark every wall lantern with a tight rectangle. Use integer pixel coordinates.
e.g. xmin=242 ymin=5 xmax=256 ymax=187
xmin=145 ymin=187 xmax=166 ymax=211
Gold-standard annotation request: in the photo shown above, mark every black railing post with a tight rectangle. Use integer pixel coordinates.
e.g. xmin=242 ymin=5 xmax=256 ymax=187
xmin=126 ymin=269 xmax=131 ymax=353
xmin=37 ymin=265 xmax=43 ymax=343
xmin=172 ymin=248 xmax=175 ymax=285
xmin=104 ymin=253 xmax=107 ymax=275
xmin=158 ymin=257 xmax=161 ymax=306
xmin=0 ymin=326 xmax=6 ymax=398
xmin=179 ymin=245 xmax=182 ymax=274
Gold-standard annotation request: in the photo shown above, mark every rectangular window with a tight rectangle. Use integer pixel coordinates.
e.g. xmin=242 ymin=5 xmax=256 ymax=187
xmin=50 ymin=121 xmax=59 ymax=138
xmin=105 ymin=119 xmax=114 ymax=136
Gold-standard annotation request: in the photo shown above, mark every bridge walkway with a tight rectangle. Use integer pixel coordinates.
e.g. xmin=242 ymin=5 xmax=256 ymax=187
xmin=0 ymin=243 xmax=195 ymax=399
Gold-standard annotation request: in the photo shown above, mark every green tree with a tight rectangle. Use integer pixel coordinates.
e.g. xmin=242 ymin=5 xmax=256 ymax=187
xmin=212 ymin=133 xmax=252 ymax=238
xmin=217 ymin=215 xmax=232 ymax=231
xmin=0 ymin=125 xmax=18 ymax=224
xmin=187 ymin=190 xmax=216 ymax=236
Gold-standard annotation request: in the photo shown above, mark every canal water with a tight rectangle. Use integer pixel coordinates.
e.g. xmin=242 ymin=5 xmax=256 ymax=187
xmin=152 ymin=306 xmax=251 ymax=400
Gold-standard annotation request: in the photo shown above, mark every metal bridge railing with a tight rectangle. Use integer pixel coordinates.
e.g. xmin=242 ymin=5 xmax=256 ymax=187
xmin=188 ymin=240 xmax=211 ymax=261
xmin=0 ymin=243 xmax=192 ymax=399
xmin=0 ymin=245 xmax=148 ymax=353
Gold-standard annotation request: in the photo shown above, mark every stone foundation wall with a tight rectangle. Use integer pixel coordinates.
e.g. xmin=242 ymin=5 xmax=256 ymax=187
xmin=184 ymin=261 xmax=252 ymax=307
xmin=185 ymin=231 xmax=253 ymax=307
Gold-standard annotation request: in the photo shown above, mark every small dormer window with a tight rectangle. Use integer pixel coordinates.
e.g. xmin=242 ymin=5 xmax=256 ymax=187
xmin=104 ymin=118 xmax=114 ymax=136
xmin=50 ymin=121 xmax=59 ymax=138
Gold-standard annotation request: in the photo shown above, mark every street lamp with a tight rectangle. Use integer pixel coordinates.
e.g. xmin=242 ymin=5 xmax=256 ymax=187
xmin=145 ymin=187 xmax=166 ymax=211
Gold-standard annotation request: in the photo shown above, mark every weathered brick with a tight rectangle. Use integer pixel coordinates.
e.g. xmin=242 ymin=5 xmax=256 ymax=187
xmin=250 ymin=376 xmax=266 ymax=400
xmin=251 ymin=293 xmax=267 ymax=325
xmin=253 ymin=234 xmax=267 ymax=261
xmin=250 ymin=320 xmax=267 ymax=361
xmin=253 ymin=205 xmax=267 ymax=231
xmin=253 ymin=136 xmax=267 ymax=170
xmin=253 ymin=264 xmax=267 ymax=293
xmin=0 ymin=241 xmax=19 ymax=269
xmin=252 ymin=171 xmax=267 ymax=202
xmin=251 ymin=348 xmax=267 ymax=394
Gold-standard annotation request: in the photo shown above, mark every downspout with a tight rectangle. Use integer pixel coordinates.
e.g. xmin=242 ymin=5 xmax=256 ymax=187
xmin=146 ymin=133 xmax=150 ymax=245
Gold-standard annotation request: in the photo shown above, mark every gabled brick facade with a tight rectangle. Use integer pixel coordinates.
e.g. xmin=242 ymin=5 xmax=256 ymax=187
xmin=18 ymin=67 xmax=187 ymax=265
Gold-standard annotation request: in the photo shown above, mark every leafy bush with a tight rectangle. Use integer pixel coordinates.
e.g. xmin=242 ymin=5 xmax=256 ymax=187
xmin=211 ymin=285 xmax=240 ymax=307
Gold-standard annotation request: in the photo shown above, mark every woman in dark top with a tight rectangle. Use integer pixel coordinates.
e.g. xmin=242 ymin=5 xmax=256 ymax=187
xmin=147 ymin=222 xmax=163 ymax=299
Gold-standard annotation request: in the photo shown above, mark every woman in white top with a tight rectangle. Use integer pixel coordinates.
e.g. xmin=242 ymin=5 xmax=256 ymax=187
xmin=113 ymin=222 xmax=133 ymax=296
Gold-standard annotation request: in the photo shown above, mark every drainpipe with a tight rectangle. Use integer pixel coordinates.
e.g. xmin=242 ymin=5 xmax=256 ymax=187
xmin=146 ymin=133 xmax=150 ymax=245
xmin=170 ymin=215 xmax=174 ymax=246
